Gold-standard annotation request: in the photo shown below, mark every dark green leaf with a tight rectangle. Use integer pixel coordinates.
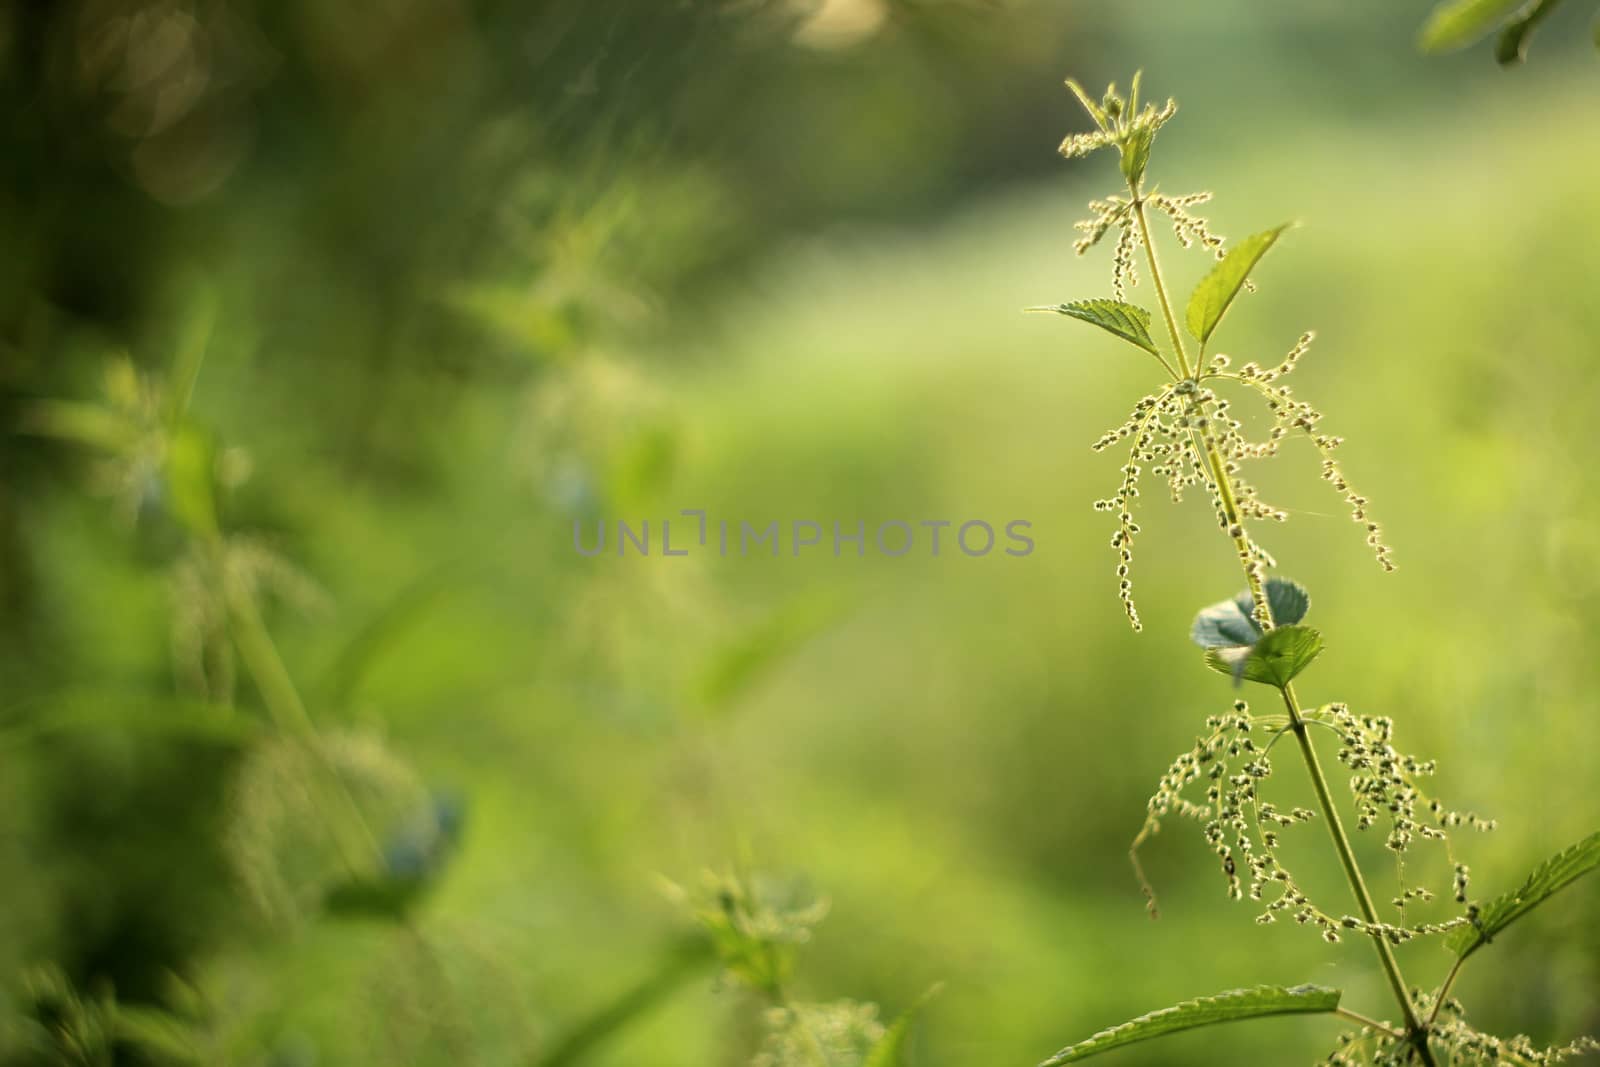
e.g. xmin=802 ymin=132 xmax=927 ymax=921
xmin=1204 ymin=625 xmax=1324 ymax=688
xmin=1185 ymin=226 xmax=1289 ymax=346
xmin=1038 ymin=985 xmax=1341 ymax=1065
xmin=1447 ymin=830 xmax=1600 ymax=959
xmin=1029 ymin=300 xmax=1160 ymax=357
xmin=1266 ymin=578 xmax=1310 ymax=627
xmin=1495 ymin=0 xmax=1563 ymax=63
xmin=1419 ymin=0 xmax=1525 ymax=52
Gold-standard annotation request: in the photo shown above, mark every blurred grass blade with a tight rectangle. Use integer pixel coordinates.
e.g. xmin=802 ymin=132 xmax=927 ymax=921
xmin=1029 ymin=300 xmax=1161 ymax=357
xmin=698 ymin=593 xmax=845 ymax=715
xmin=317 ymin=567 xmax=460 ymax=709
xmin=1039 ymin=985 xmax=1341 ymax=1065
xmin=114 ymin=1006 xmax=201 ymax=1063
xmin=18 ymin=399 xmax=136 ymax=450
xmin=167 ymin=289 xmax=216 ymax=429
xmin=0 ymin=691 xmax=258 ymax=750
xmin=529 ymin=937 xmax=715 ymax=1067
xmin=863 ymin=984 xmax=943 ymax=1067
xmin=1447 ymin=829 xmax=1600 ymax=959
xmin=1419 ymin=0 xmax=1525 ymax=51
xmin=1185 ymin=226 xmax=1289 ymax=345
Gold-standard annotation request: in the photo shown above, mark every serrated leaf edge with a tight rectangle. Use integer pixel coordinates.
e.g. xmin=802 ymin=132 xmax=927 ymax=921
xmin=1185 ymin=225 xmax=1290 ymax=345
xmin=1039 ymin=984 xmax=1341 ymax=1066
xmin=1033 ymin=299 xmax=1161 ymax=356
xmin=1448 ymin=829 xmax=1600 ymax=959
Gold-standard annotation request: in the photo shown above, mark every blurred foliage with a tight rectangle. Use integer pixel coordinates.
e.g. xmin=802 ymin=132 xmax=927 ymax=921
xmin=1 ymin=1 xmax=1597 ymax=1065
xmin=1419 ymin=0 xmax=1600 ymax=64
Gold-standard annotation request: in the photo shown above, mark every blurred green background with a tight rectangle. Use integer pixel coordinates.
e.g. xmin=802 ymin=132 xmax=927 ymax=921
xmin=2 ymin=1 xmax=1598 ymax=1064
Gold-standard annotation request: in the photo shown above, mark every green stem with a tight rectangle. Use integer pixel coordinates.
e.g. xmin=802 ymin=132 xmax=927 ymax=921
xmin=1131 ymin=186 xmax=1270 ymax=622
xmin=1427 ymin=955 xmax=1467 ymax=1028
xmin=1282 ymin=683 xmax=1432 ymax=1063
xmin=225 ymin=572 xmax=315 ymax=738
xmin=1131 ymin=192 xmax=1192 ymax=378
xmin=218 ymin=539 xmax=381 ymax=863
xmin=1129 ymin=180 xmax=1436 ymax=1066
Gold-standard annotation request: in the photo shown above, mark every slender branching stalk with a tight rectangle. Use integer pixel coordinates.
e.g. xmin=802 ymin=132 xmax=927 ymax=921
xmin=1120 ymin=151 xmax=1431 ymax=1061
xmin=1033 ymin=74 xmax=1600 ymax=1067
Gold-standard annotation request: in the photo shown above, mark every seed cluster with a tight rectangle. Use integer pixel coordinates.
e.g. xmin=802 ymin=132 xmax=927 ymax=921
xmin=1136 ymin=700 xmax=1478 ymax=946
xmin=1226 ymin=336 xmax=1396 ymax=572
xmin=1091 ymin=377 xmax=1286 ymax=630
xmin=1074 ymin=189 xmax=1239 ymax=303
xmin=1324 ymin=992 xmax=1600 ymax=1067
xmin=752 ymin=1000 xmax=886 ymax=1067
xmin=1320 ymin=703 xmax=1495 ymax=907
xmin=1148 ymin=191 xmax=1227 ymax=260
xmin=1092 ymin=328 xmax=1399 ymax=629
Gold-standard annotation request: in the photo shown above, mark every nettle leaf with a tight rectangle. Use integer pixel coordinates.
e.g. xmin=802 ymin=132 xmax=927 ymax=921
xmin=1185 ymin=225 xmax=1289 ymax=345
xmin=1030 ymin=300 xmax=1160 ymax=356
xmin=1190 ymin=577 xmax=1310 ymax=648
xmin=1204 ymin=625 xmax=1323 ymax=688
xmin=1447 ymin=829 xmax=1600 ymax=960
xmin=1039 ymin=984 xmax=1341 ymax=1066
xmin=1420 ymin=0 xmax=1525 ymax=52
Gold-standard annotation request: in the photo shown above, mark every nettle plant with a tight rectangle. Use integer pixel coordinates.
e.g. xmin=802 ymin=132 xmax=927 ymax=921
xmin=1030 ymin=75 xmax=1600 ymax=1067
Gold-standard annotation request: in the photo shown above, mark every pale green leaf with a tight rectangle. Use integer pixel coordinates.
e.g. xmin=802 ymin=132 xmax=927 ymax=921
xmin=1119 ymin=126 xmax=1153 ymax=185
xmin=1420 ymin=0 xmax=1525 ymax=52
xmin=1204 ymin=625 xmax=1323 ymax=688
xmin=1447 ymin=829 xmax=1600 ymax=959
xmin=1039 ymin=985 xmax=1341 ymax=1065
xmin=1185 ymin=226 xmax=1289 ymax=345
xmin=1030 ymin=299 xmax=1160 ymax=356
